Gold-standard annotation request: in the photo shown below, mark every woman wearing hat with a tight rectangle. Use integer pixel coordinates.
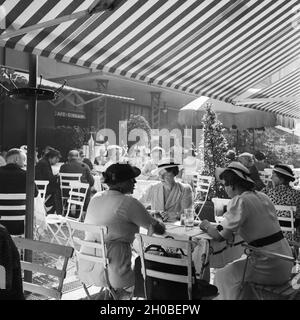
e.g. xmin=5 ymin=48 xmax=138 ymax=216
xmin=139 ymin=162 xmax=193 ymax=222
xmin=261 ymin=164 xmax=300 ymax=241
xmin=199 ymin=162 xmax=293 ymax=300
xmin=78 ymin=163 xmax=165 ymax=294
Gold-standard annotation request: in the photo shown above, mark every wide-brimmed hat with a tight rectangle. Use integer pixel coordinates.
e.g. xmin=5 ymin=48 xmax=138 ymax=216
xmin=273 ymin=164 xmax=295 ymax=181
xmin=215 ymin=161 xmax=254 ymax=183
xmin=103 ymin=163 xmax=141 ymax=184
xmin=151 ymin=161 xmax=183 ymax=176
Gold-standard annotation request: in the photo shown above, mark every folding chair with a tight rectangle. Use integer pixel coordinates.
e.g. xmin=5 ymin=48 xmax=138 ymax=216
xmin=13 ymin=237 xmax=73 ymax=300
xmin=65 ymin=219 xmax=118 ymax=300
xmin=275 ymin=205 xmax=297 ymax=240
xmin=46 ymin=182 xmax=89 ymax=245
xmin=194 ymin=175 xmax=214 ymax=221
xmin=58 ymin=173 xmax=82 ymax=215
xmin=263 ymin=168 xmax=273 ymax=188
xmin=135 ymin=233 xmax=194 ymax=300
xmin=0 ymin=193 xmax=26 ymax=236
xmin=35 ymin=180 xmax=49 ymax=202
xmin=239 ymin=243 xmax=299 ymax=300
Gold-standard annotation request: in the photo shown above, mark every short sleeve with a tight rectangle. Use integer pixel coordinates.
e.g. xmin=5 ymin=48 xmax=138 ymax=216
xmin=219 ymin=196 xmax=245 ymax=238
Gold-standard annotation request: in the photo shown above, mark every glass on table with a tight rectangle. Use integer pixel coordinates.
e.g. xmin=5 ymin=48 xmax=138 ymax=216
xmin=180 ymin=213 xmax=186 ymax=226
xmin=184 ymin=208 xmax=194 ymax=230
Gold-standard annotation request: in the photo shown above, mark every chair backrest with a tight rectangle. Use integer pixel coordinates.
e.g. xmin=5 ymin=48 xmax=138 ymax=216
xmin=194 ymin=175 xmax=213 ymax=199
xmin=274 ymin=205 xmax=297 ymax=234
xmin=65 ymin=182 xmax=90 ymax=222
xmin=65 ymin=220 xmax=110 ymax=284
xmin=59 ymin=173 xmax=82 ymax=213
xmin=0 ymin=193 xmax=26 ymax=236
xmin=135 ymin=233 xmax=194 ymax=300
xmin=35 ymin=180 xmax=49 ymax=202
xmin=0 ymin=265 xmax=5 ymax=289
xmin=13 ymin=237 xmax=73 ymax=300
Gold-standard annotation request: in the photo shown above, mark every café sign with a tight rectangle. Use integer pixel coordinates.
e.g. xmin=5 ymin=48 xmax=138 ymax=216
xmin=55 ymin=111 xmax=86 ymax=119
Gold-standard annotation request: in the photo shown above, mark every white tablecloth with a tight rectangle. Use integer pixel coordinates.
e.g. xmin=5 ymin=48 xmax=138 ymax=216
xmin=165 ymin=223 xmax=244 ymax=269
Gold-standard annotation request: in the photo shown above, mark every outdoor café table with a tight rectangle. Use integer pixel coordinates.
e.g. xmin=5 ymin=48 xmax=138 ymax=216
xmin=164 ymin=222 xmax=245 ymax=269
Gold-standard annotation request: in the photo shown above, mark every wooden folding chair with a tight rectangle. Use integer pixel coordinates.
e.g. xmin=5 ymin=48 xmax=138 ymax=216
xmin=58 ymin=173 xmax=82 ymax=215
xmin=275 ymin=205 xmax=297 ymax=242
xmin=65 ymin=219 xmax=118 ymax=300
xmin=46 ymin=182 xmax=90 ymax=245
xmin=239 ymin=243 xmax=299 ymax=300
xmin=0 ymin=193 xmax=26 ymax=236
xmin=135 ymin=233 xmax=194 ymax=300
xmin=35 ymin=180 xmax=49 ymax=202
xmin=194 ymin=175 xmax=214 ymax=221
xmin=13 ymin=237 xmax=73 ymax=300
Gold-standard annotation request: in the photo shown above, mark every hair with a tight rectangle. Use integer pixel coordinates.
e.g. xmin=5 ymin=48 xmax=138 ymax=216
xmin=165 ymin=166 xmax=179 ymax=176
xmin=6 ymin=148 xmax=22 ymax=160
xmin=219 ymin=169 xmax=255 ymax=191
xmin=226 ymin=150 xmax=236 ymax=161
xmin=254 ymin=151 xmax=266 ymax=161
xmin=45 ymin=149 xmax=61 ymax=159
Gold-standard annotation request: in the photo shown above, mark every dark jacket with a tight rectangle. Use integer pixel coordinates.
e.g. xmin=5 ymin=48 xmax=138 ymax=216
xmin=59 ymin=160 xmax=94 ymax=187
xmin=0 ymin=164 xmax=38 ymax=235
xmin=0 ymin=224 xmax=24 ymax=300
xmin=35 ymin=158 xmax=59 ymax=194
xmin=82 ymin=158 xmax=93 ymax=171
xmin=249 ymin=165 xmax=265 ymax=191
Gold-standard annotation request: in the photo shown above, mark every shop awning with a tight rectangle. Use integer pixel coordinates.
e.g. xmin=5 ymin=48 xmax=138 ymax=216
xmin=0 ymin=0 xmax=299 ymax=118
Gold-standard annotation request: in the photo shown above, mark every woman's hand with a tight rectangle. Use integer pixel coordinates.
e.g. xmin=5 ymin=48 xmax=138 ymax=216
xmin=200 ymin=219 xmax=211 ymax=232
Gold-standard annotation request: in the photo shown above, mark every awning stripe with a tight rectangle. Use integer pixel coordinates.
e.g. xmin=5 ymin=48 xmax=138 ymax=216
xmin=0 ymin=0 xmax=298 ymax=119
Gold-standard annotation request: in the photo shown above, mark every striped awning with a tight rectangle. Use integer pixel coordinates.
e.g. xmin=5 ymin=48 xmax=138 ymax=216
xmin=0 ymin=0 xmax=299 ymax=118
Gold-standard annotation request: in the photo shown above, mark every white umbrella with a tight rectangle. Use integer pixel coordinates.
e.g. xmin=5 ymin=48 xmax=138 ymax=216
xmin=178 ymin=96 xmax=295 ymax=130
xmin=88 ymin=134 xmax=95 ymax=163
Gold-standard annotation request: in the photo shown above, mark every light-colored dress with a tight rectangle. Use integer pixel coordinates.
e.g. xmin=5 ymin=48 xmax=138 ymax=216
xmin=139 ymin=181 xmax=193 ymax=221
xmin=214 ymin=191 xmax=293 ymax=300
xmin=78 ymin=190 xmax=157 ymax=289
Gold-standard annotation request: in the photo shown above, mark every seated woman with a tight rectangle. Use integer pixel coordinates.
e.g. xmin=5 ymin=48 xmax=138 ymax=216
xmin=139 ymin=162 xmax=193 ymax=222
xmin=78 ymin=163 xmax=165 ymax=294
xmin=261 ymin=164 xmax=300 ymax=241
xmin=199 ymin=162 xmax=293 ymax=300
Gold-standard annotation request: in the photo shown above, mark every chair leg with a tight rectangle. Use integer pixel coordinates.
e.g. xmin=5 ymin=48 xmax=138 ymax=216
xmin=82 ymin=283 xmax=92 ymax=300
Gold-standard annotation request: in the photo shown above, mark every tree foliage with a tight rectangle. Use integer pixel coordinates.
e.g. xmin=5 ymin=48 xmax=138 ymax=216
xmin=200 ymin=104 xmax=228 ymax=199
xmin=127 ymin=114 xmax=151 ymax=149
xmin=37 ymin=126 xmax=84 ymax=160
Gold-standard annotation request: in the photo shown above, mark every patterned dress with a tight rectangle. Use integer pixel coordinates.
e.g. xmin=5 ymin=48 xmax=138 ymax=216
xmin=262 ymin=184 xmax=300 ymax=241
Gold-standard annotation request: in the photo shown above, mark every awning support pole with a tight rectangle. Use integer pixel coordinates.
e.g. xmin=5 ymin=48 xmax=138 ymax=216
xmin=24 ymin=54 xmax=38 ymax=283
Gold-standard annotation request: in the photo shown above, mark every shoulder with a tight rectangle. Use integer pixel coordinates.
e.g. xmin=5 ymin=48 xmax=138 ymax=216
xmin=177 ymin=181 xmax=192 ymax=192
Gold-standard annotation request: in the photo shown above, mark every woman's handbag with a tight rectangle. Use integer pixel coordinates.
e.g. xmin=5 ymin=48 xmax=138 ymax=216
xmin=134 ymin=244 xmax=218 ymax=300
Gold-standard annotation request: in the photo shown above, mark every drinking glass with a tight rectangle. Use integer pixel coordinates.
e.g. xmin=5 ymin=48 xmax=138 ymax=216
xmin=184 ymin=208 xmax=194 ymax=230
xmin=180 ymin=213 xmax=186 ymax=226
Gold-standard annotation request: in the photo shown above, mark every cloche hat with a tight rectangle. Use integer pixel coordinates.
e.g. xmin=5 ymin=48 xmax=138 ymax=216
xmin=103 ymin=163 xmax=141 ymax=184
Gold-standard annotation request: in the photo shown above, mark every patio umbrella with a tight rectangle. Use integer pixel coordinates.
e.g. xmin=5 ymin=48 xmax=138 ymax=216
xmin=88 ymin=134 xmax=95 ymax=163
xmin=178 ymin=96 xmax=295 ymax=130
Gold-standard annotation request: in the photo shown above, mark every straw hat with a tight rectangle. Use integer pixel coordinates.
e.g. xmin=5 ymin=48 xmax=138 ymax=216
xmin=273 ymin=164 xmax=295 ymax=181
xmin=215 ymin=161 xmax=254 ymax=183
xmin=151 ymin=161 xmax=183 ymax=176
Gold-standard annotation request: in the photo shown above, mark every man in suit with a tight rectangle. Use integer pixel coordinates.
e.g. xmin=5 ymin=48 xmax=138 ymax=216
xmin=35 ymin=148 xmax=62 ymax=215
xmin=0 ymin=148 xmax=38 ymax=235
xmin=59 ymin=150 xmax=94 ymax=214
